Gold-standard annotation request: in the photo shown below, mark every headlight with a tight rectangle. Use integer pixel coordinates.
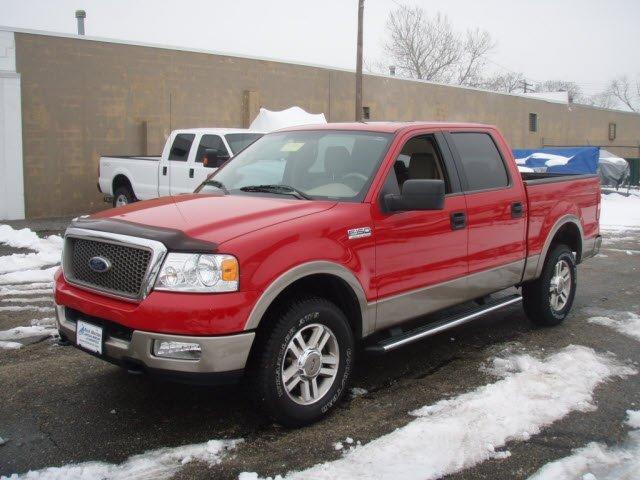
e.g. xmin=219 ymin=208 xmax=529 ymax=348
xmin=154 ymin=253 xmax=239 ymax=292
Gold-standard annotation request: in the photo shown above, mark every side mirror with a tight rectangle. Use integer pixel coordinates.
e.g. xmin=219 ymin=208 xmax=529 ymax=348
xmin=203 ymin=149 xmax=231 ymax=168
xmin=383 ymin=179 xmax=445 ymax=212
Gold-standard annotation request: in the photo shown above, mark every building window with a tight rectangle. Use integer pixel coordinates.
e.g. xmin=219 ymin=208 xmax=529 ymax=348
xmin=363 ymin=106 xmax=371 ymax=120
xmin=529 ymin=113 xmax=538 ymax=133
xmin=609 ymin=123 xmax=617 ymax=141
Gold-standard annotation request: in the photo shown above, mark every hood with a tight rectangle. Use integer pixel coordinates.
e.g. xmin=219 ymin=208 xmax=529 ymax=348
xmin=88 ymin=194 xmax=336 ymax=246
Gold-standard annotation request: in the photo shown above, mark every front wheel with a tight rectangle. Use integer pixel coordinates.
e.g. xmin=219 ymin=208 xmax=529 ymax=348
xmin=250 ymin=297 xmax=354 ymax=427
xmin=522 ymin=244 xmax=577 ymax=326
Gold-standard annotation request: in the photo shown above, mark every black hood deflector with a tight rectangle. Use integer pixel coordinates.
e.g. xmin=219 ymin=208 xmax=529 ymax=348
xmin=70 ymin=217 xmax=218 ymax=253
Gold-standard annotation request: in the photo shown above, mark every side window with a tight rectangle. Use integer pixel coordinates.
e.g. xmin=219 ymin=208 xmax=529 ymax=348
xmin=169 ymin=134 xmax=195 ymax=161
xmin=195 ymin=135 xmax=226 ymax=163
xmin=451 ymin=133 xmax=509 ymax=191
xmin=384 ymin=135 xmax=450 ymax=194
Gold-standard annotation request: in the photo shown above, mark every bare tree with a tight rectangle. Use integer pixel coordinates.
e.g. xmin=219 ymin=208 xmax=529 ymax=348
xmin=383 ymin=5 xmax=494 ymax=86
xmin=585 ymin=91 xmax=616 ymax=110
xmin=535 ymin=80 xmax=584 ymax=103
xmin=608 ymin=75 xmax=639 ymax=112
xmin=482 ymin=72 xmax=526 ymax=93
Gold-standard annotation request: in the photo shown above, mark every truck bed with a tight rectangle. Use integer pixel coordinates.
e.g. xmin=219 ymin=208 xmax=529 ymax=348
xmin=523 ymin=172 xmax=600 ymax=260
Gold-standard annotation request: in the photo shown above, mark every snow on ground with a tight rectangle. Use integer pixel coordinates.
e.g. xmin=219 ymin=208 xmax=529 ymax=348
xmin=527 ymin=410 xmax=640 ymax=480
xmin=588 ymin=312 xmax=640 ymax=342
xmin=0 ymin=225 xmax=62 ymax=254
xmin=0 ymin=266 xmax=59 ymax=286
xmin=2 ymin=439 xmax=241 ymax=480
xmin=600 ymin=190 xmax=640 ymax=231
xmin=243 ymin=346 xmax=635 ymax=480
xmin=0 ymin=225 xmax=62 ymax=285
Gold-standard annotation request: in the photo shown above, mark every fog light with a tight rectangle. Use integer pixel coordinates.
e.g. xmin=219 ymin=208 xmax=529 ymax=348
xmin=153 ymin=340 xmax=201 ymax=360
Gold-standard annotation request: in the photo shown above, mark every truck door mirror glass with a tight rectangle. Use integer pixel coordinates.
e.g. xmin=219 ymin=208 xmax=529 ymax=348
xmin=383 ymin=179 xmax=445 ymax=212
xmin=203 ymin=149 xmax=230 ymax=168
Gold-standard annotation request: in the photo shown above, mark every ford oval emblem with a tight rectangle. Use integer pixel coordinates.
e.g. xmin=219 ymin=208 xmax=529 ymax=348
xmin=88 ymin=256 xmax=112 ymax=273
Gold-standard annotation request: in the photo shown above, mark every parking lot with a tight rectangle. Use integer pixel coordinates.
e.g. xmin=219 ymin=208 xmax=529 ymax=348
xmin=1 ymin=221 xmax=639 ymax=480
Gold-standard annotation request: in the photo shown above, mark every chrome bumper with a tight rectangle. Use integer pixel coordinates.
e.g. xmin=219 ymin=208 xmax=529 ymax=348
xmin=55 ymin=304 xmax=255 ymax=375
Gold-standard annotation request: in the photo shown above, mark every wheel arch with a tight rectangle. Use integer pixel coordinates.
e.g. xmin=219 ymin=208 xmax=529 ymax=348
xmin=535 ymin=215 xmax=584 ymax=278
xmin=244 ymin=261 xmax=373 ymax=340
xmin=112 ymin=173 xmax=135 ymax=198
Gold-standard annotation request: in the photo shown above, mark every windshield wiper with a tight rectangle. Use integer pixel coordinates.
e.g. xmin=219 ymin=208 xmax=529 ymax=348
xmin=240 ymin=184 xmax=311 ymax=200
xmin=202 ymin=179 xmax=229 ymax=194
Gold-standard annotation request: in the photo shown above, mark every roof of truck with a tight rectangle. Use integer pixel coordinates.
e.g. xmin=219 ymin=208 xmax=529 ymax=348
xmin=278 ymin=121 xmax=495 ymax=134
xmin=172 ymin=128 xmax=264 ymax=134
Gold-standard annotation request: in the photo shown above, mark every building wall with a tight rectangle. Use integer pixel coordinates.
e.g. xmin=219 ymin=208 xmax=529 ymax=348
xmin=13 ymin=31 xmax=640 ymax=218
xmin=0 ymin=31 xmax=25 ymax=220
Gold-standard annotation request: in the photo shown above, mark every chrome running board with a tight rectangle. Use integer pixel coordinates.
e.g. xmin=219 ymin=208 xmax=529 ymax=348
xmin=366 ymin=294 xmax=522 ymax=353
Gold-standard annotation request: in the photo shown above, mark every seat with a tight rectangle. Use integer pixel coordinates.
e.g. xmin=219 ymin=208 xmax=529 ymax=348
xmin=324 ymin=146 xmax=351 ymax=181
xmin=409 ymin=152 xmax=439 ymax=180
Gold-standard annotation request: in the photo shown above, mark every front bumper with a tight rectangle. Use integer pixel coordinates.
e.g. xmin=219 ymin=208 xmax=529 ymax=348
xmin=56 ymin=303 xmax=255 ymax=384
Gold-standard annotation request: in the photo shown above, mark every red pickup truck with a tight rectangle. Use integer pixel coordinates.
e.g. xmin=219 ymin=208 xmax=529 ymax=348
xmin=55 ymin=122 xmax=601 ymax=426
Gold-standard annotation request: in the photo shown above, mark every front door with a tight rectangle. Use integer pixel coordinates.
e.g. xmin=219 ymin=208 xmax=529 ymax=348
xmin=373 ymin=132 xmax=468 ymax=330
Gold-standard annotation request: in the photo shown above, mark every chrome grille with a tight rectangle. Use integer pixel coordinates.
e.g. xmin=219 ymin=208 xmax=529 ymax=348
xmin=65 ymin=237 xmax=152 ymax=299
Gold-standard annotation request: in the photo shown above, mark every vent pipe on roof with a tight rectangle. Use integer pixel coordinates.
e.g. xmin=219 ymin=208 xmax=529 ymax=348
xmin=75 ymin=10 xmax=86 ymax=35
xmin=389 ymin=66 xmax=396 ymax=76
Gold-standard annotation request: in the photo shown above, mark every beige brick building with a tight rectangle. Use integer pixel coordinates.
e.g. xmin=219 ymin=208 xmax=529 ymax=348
xmin=1 ymin=26 xmax=639 ymax=219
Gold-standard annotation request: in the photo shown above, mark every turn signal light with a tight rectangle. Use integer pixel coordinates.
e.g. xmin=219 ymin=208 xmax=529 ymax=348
xmin=221 ymin=258 xmax=239 ymax=282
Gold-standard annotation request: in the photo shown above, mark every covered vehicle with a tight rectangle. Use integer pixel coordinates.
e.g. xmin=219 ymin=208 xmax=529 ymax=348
xmin=249 ymin=106 xmax=327 ymax=132
xmin=513 ymin=146 xmax=630 ymax=187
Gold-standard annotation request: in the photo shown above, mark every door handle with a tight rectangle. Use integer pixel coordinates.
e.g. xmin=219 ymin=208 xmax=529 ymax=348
xmin=511 ymin=202 xmax=524 ymax=218
xmin=162 ymin=166 xmax=167 ymax=176
xmin=189 ymin=168 xmax=194 ymax=178
xmin=450 ymin=211 xmax=466 ymax=230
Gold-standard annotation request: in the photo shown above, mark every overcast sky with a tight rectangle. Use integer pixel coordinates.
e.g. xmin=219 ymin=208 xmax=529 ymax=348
xmin=2 ymin=0 xmax=639 ymax=96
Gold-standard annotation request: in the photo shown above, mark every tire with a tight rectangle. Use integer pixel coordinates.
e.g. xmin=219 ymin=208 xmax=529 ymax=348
xmin=250 ymin=297 xmax=355 ymax=427
xmin=522 ymin=244 xmax=577 ymax=327
xmin=113 ymin=186 xmax=135 ymax=208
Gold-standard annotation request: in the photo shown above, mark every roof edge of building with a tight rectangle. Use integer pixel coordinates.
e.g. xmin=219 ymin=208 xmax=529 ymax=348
xmin=2 ymin=24 xmax=638 ymax=117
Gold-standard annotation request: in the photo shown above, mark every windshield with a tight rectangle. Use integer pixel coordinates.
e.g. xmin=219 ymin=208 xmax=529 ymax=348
xmin=225 ymin=133 xmax=264 ymax=155
xmin=198 ymin=130 xmax=393 ymax=201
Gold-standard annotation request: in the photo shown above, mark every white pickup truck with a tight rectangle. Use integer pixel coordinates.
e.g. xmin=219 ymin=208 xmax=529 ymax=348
xmin=98 ymin=128 xmax=263 ymax=207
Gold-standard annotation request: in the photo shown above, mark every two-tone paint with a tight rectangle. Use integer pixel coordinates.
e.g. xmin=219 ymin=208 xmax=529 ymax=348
xmin=54 ymin=122 xmax=601 ymax=376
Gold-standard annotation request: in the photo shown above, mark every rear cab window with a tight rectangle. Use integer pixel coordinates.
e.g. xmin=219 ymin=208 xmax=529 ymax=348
xmin=169 ymin=134 xmax=195 ymax=161
xmin=450 ymin=132 xmax=510 ymax=191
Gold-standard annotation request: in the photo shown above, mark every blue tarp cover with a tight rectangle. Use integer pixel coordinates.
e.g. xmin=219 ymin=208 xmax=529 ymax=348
xmin=512 ymin=147 xmax=600 ymax=174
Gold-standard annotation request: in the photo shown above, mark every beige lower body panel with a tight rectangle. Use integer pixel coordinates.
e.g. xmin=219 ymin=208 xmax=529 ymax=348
xmin=56 ymin=304 xmax=254 ymax=373
xmin=374 ymin=260 xmax=525 ymax=332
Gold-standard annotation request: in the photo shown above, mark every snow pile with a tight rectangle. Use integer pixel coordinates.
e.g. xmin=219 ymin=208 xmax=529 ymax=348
xmin=600 ymin=191 xmax=640 ymax=230
xmin=249 ymin=346 xmax=634 ymax=480
xmin=0 ymin=225 xmax=62 ymax=253
xmin=588 ymin=312 xmax=640 ymax=342
xmin=3 ymin=438 xmax=240 ymax=480
xmin=0 ymin=225 xmax=62 ymax=284
xmin=528 ymin=410 xmax=640 ymax=480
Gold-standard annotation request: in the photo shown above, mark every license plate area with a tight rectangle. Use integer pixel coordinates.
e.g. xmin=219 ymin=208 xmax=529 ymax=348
xmin=76 ymin=320 xmax=104 ymax=354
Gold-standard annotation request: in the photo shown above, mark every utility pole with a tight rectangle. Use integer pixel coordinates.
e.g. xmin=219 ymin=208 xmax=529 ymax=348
xmin=355 ymin=0 xmax=364 ymax=121
xmin=522 ymin=79 xmax=534 ymax=93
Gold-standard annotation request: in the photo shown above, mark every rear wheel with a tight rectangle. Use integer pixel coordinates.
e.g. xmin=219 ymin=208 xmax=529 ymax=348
xmin=113 ymin=186 xmax=135 ymax=208
xmin=250 ymin=297 xmax=354 ymax=427
xmin=522 ymin=244 xmax=577 ymax=326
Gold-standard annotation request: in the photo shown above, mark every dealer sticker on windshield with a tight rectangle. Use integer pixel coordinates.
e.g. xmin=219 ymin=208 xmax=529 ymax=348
xmin=76 ymin=320 xmax=103 ymax=354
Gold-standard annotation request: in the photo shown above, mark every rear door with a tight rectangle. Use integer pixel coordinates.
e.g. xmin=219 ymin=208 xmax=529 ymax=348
xmin=445 ymin=130 xmax=527 ymax=293
xmin=372 ymin=131 xmax=468 ymax=330
xmin=167 ymin=133 xmax=196 ymax=195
